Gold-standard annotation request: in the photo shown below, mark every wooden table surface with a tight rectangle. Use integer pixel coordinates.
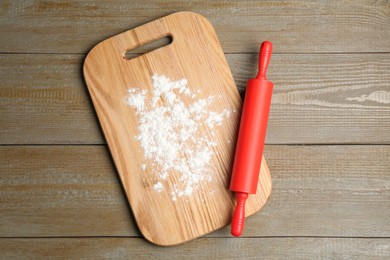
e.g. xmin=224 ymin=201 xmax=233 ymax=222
xmin=1 ymin=0 xmax=389 ymax=259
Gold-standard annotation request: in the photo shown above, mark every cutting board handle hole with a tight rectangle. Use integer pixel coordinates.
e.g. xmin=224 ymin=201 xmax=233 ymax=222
xmin=123 ymin=35 xmax=173 ymax=60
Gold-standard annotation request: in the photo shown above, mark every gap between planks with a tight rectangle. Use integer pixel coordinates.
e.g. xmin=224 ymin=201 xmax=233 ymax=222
xmin=1 ymin=52 xmax=390 ymax=55
xmin=1 ymin=144 xmax=390 ymax=147
xmin=1 ymin=236 xmax=389 ymax=239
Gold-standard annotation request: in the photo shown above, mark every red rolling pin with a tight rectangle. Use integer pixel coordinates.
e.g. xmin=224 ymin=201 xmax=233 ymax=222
xmin=230 ymin=41 xmax=273 ymax=237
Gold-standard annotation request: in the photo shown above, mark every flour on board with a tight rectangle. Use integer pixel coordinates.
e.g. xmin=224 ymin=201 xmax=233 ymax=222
xmin=126 ymin=74 xmax=232 ymax=201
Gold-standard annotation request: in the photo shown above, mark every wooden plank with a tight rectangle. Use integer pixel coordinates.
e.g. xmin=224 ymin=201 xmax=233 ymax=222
xmin=0 ymin=54 xmax=103 ymax=144
xmin=0 ymin=146 xmax=138 ymax=237
xmin=0 ymin=0 xmax=389 ymax=54
xmin=1 ymin=53 xmax=389 ymax=145
xmin=1 ymin=145 xmax=389 ymax=238
xmin=1 ymin=237 xmax=389 ymax=258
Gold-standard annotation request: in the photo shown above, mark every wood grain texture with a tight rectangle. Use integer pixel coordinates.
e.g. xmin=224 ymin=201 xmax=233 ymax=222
xmin=0 ymin=54 xmax=101 ymax=144
xmin=0 ymin=0 xmax=389 ymax=54
xmin=1 ymin=54 xmax=389 ymax=145
xmin=83 ymin=12 xmax=271 ymax=245
xmin=1 ymin=0 xmax=389 ymax=256
xmin=1 ymin=145 xmax=389 ymax=238
xmin=1 ymin=237 xmax=390 ymax=259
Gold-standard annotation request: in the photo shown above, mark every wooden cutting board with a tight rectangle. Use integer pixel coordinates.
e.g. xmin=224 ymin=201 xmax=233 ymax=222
xmin=83 ymin=11 xmax=271 ymax=246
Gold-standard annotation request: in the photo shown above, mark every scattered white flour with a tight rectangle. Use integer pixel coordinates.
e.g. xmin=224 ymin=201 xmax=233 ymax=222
xmin=153 ymin=182 xmax=164 ymax=193
xmin=126 ymin=74 xmax=231 ymax=201
xmin=126 ymin=89 xmax=146 ymax=111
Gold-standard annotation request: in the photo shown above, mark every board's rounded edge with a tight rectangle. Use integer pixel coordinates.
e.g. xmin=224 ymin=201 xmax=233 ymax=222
xmin=167 ymin=11 xmax=212 ymax=23
xmin=83 ymin=39 xmax=106 ymax=84
xmin=139 ymin=227 xmax=199 ymax=247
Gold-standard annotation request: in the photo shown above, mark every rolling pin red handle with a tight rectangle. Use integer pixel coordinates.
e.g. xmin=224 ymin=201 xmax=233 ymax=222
xmin=257 ymin=41 xmax=272 ymax=80
xmin=231 ymin=192 xmax=249 ymax=237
